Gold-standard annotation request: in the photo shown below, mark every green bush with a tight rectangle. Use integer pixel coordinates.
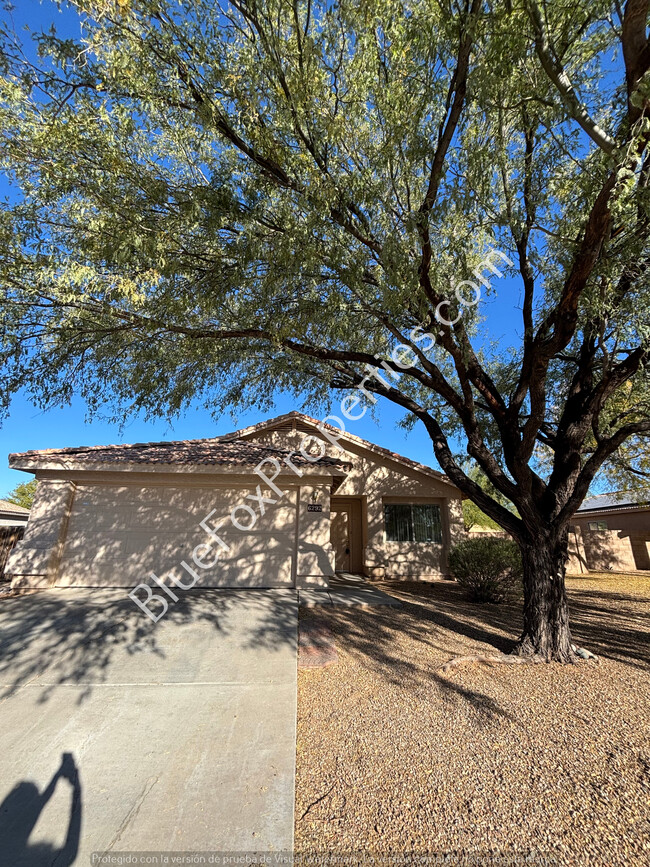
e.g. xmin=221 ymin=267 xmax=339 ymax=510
xmin=448 ymin=537 xmax=522 ymax=603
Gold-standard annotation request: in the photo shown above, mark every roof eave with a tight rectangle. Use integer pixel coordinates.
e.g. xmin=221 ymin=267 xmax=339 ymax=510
xmin=577 ymin=503 xmax=650 ymax=516
xmin=8 ymin=457 xmax=346 ymax=476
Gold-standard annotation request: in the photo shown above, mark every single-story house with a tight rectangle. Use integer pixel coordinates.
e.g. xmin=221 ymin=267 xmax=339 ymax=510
xmin=5 ymin=412 xmax=464 ymax=590
xmin=0 ymin=499 xmax=30 ymax=528
xmin=568 ymin=490 xmax=650 ymax=573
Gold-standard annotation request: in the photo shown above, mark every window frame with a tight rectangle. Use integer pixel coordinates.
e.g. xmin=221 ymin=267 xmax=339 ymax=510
xmin=383 ymin=502 xmax=443 ymax=544
xmin=587 ymin=520 xmax=608 ymax=531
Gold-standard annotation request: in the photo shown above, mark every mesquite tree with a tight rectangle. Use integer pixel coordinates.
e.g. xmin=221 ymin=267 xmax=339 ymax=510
xmin=2 ymin=1 xmax=650 ymax=661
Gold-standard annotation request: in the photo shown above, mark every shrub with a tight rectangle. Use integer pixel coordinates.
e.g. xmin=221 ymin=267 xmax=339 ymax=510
xmin=448 ymin=537 xmax=522 ymax=603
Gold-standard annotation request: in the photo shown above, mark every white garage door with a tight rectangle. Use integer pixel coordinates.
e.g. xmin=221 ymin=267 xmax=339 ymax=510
xmin=57 ymin=483 xmax=297 ymax=588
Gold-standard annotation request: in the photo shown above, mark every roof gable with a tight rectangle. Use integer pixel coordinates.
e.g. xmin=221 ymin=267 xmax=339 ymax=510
xmin=217 ymin=411 xmax=457 ymax=490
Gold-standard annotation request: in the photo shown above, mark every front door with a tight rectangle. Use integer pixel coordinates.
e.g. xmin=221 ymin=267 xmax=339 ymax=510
xmin=330 ymin=498 xmax=363 ymax=573
xmin=331 ymin=508 xmax=351 ymax=571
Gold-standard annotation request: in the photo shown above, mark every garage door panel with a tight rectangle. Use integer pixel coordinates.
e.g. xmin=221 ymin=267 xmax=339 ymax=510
xmin=124 ymin=530 xmax=202 ymax=558
xmin=64 ymin=530 xmax=200 ymax=559
xmin=67 ymin=503 xmax=198 ymax=534
xmin=68 ymin=489 xmax=295 ymax=534
xmin=58 ymin=484 xmax=297 ymax=588
xmin=63 ymin=529 xmax=295 ymax=562
xmin=220 ymin=505 xmax=298 ymax=534
xmin=211 ymin=554 xmax=293 ymax=586
xmin=180 ymin=534 xmax=294 ymax=588
xmin=59 ymin=540 xmax=295 ymax=589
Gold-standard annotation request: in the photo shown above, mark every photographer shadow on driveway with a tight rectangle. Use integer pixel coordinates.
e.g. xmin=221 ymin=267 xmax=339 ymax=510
xmin=0 ymin=752 xmax=82 ymax=867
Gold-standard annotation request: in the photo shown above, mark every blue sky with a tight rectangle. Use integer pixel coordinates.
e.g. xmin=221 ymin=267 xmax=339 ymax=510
xmin=0 ymin=389 xmax=451 ymax=495
xmin=0 ymin=1 xmax=552 ymax=497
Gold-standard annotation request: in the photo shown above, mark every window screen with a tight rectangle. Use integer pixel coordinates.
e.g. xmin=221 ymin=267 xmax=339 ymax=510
xmin=384 ymin=504 xmax=413 ymax=541
xmin=588 ymin=520 xmax=608 ymax=530
xmin=384 ymin=504 xmax=443 ymax=543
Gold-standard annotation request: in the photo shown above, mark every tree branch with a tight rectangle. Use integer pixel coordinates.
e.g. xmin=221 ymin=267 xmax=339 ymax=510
xmin=525 ymin=0 xmax=616 ymax=154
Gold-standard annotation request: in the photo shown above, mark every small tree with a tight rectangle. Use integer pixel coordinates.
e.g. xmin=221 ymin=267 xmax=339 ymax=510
xmin=4 ymin=479 xmax=36 ymax=510
xmin=449 ymin=538 xmax=523 ymax=603
xmin=462 ymin=500 xmax=502 ymax=532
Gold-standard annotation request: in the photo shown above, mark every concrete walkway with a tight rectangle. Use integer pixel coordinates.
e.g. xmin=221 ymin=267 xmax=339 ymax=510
xmin=299 ymin=573 xmax=402 ymax=608
xmin=0 ymin=589 xmax=298 ymax=863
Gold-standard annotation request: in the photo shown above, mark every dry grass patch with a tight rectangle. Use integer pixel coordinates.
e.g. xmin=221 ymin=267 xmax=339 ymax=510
xmin=296 ymin=576 xmax=650 ymax=864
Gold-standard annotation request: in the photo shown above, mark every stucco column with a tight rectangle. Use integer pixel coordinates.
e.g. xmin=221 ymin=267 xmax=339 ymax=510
xmin=295 ymin=483 xmax=334 ymax=588
xmin=361 ymin=494 xmax=386 ymax=579
xmin=447 ymin=497 xmax=466 ymax=545
xmin=6 ymin=479 xmax=76 ymax=589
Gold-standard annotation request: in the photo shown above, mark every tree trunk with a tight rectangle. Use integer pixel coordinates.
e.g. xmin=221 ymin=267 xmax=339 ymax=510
xmin=514 ymin=530 xmax=576 ymax=663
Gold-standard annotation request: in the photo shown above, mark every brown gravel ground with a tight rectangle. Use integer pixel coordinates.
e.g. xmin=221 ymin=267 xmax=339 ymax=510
xmin=295 ymin=573 xmax=650 ymax=865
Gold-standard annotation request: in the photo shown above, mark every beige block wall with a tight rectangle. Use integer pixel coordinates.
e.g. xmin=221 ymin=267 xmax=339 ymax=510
xmin=569 ymin=508 xmax=650 ymax=572
xmin=467 ymin=528 xmax=510 ymax=538
xmin=629 ymin=535 xmax=650 ymax=570
xmin=567 ymin=526 xmax=587 ymax=574
xmin=567 ymin=524 xmax=639 ymax=574
xmin=247 ymin=426 xmax=464 ymax=579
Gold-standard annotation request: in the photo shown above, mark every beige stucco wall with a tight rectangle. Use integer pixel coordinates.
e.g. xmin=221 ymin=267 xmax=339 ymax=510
xmin=572 ymin=508 xmax=650 ymax=534
xmin=295 ymin=482 xmax=336 ymax=585
xmin=246 ymin=425 xmax=464 ymax=579
xmin=7 ymin=479 xmax=75 ymax=588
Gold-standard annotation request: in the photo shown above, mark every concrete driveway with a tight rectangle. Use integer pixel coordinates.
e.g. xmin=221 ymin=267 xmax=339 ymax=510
xmin=0 ymin=588 xmax=298 ymax=864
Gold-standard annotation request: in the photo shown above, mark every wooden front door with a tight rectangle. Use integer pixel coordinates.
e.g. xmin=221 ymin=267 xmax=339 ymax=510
xmin=330 ymin=498 xmax=363 ymax=573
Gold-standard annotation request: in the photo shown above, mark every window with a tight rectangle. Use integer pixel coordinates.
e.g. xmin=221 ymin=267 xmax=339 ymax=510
xmin=588 ymin=520 xmax=608 ymax=530
xmin=384 ymin=503 xmax=443 ymax=543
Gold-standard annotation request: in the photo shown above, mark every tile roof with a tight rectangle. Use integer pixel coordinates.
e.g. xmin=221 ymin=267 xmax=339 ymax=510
xmin=577 ymin=490 xmax=650 ymax=512
xmin=9 ymin=438 xmax=351 ymax=471
xmin=0 ymin=498 xmax=30 ymax=514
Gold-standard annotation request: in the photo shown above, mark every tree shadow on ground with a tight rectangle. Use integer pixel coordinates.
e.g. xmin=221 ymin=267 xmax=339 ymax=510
xmin=299 ymin=577 xmax=649 ymax=725
xmin=0 ymin=581 xmax=522 ymax=722
xmin=328 ymin=580 xmax=519 ymax=668
xmin=325 ymin=579 xmax=650 ymax=676
xmin=566 ymin=589 xmax=650 ymax=669
xmin=300 ymin=581 xmax=529 ymax=723
xmin=0 ymin=587 xmax=297 ymax=702
xmin=1 ymin=574 xmax=646 ymax=717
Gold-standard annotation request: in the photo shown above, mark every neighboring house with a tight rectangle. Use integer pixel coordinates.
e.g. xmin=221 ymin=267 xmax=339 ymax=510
xmin=568 ymin=491 xmax=650 ymax=573
xmin=0 ymin=500 xmax=29 ymax=579
xmin=0 ymin=499 xmax=30 ymax=528
xmin=5 ymin=412 xmax=464 ymax=590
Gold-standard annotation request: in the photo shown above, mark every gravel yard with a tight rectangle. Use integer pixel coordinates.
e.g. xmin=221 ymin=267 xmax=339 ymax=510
xmin=295 ymin=574 xmax=650 ymax=864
